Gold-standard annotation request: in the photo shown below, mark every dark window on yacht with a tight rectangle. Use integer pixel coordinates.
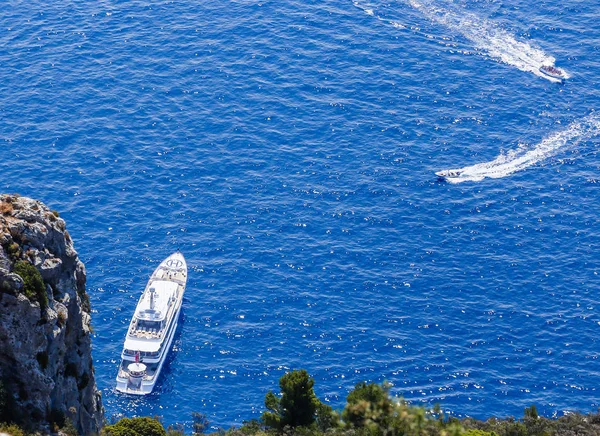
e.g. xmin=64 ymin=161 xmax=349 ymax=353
xmin=137 ymin=319 xmax=161 ymax=331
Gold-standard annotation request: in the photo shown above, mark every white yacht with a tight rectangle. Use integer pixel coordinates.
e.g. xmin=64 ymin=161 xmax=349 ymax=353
xmin=116 ymin=252 xmax=187 ymax=395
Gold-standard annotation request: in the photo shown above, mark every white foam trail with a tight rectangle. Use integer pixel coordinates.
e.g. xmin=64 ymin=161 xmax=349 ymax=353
xmin=406 ymin=0 xmax=567 ymax=81
xmin=438 ymin=113 xmax=600 ymax=183
xmin=353 ymin=1 xmax=407 ymax=30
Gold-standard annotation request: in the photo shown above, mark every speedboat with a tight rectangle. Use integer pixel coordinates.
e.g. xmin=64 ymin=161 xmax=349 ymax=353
xmin=539 ymin=65 xmax=567 ymax=82
xmin=435 ymin=169 xmax=462 ymax=181
xmin=116 ymin=252 xmax=187 ymax=395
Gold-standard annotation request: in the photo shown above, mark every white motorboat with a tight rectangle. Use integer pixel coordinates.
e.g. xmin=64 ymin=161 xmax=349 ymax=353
xmin=116 ymin=252 xmax=187 ymax=395
xmin=539 ymin=64 xmax=567 ymax=82
xmin=435 ymin=169 xmax=463 ymax=180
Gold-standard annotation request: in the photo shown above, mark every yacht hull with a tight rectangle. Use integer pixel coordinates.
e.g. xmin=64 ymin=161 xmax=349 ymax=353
xmin=115 ymin=252 xmax=187 ymax=395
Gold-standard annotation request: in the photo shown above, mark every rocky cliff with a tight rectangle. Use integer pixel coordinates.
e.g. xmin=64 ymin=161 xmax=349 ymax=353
xmin=0 ymin=194 xmax=103 ymax=435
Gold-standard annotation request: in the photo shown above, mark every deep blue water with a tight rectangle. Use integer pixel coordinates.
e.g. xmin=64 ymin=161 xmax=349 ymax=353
xmin=2 ymin=0 xmax=600 ymax=430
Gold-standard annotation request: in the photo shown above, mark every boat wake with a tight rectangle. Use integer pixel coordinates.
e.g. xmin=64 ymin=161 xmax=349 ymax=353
xmin=352 ymin=1 xmax=407 ymax=30
xmin=355 ymin=0 xmax=568 ymax=81
xmin=436 ymin=113 xmax=600 ymax=183
xmin=406 ymin=0 xmax=569 ymax=81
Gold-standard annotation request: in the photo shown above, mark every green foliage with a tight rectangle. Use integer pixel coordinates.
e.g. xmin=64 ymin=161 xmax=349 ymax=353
xmin=464 ymin=430 xmax=498 ymax=436
xmin=0 ymin=423 xmax=25 ymax=436
xmin=279 ymin=370 xmax=319 ymax=428
xmin=261 ymin=391 xmax=281 ymax=429
xmin=261 ymin=369 xmax=325 ymax=430
xmin=462 ymin=413 xmax=540 ymax=436
xmin=340 ymin=381 xmax=466 ymax=436
xmin=61 ymin=419 xmax=79 ymax=436
xmin=524 ymin=405 xmax=538 ymax=420
xmin=13 ymin=260 xmax=47 ymax=309
xmin=101 ymin=380 xmax=600 ymax=436
xmin=6 ymin=242 xmax=20 ymax=259
xmin=343 ymin=382 xmax=394 ymax=429
xmin=238 ymin=419 xmax=263 ymax=435
xmin=167 ymin=423 xmax=186 ymax=435
xmin=103 ymin=416 xmax=167 ymax=436
xmin=459 ymin=404 xmax=597 ymax=436
xmin=193 ymin=412 xmax=210 ymax=435
xmin=315 ymin=402 xmax=340 ymax=431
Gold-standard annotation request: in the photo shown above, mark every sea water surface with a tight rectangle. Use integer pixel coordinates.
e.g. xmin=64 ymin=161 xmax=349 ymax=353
xmin=2 ymin=0 xmax=600 ymax=430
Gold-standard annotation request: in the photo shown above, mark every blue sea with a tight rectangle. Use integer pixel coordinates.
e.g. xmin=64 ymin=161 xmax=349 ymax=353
xmin=2 ymin=0 xmax=600 ymax=430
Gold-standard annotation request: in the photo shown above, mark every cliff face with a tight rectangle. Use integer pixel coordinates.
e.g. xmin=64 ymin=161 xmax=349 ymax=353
xmin=0 ymin=194 xmax=103 ymax=435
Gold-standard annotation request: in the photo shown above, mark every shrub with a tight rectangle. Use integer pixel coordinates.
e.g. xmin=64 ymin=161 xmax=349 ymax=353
xmin=0 ymin=201 xmax=13 ymax=216
xmin=62 ymin=419 xmax=78 ymax=436
xmin=192 ymin=412 xmax=210 ymax=435
xmin=5 ymin=242 xmax=21 ymax=260
xmin=57 ymin=309 xmax=68 ymax=327
xmin=238 ymin=419 xmax=263 ymax=435
xmin=0 ymin=423 xmax=25 ymax=436
xmin=167 ymin=423 xmax=185 ymax=435
xmin=13 ymin=260 xmax=47 ymax=309
xmin=261 ymin=369 xmax=333 ymax=430
xmin=343 ymin=381 xmax=394 ymax=428
xmin=316 ymin=402 xmax=339 ymax=432
xmin=524 ymin=405 xmax=538 ymax=419
xmin=103 ymin=416 xmax=167 ymax=436
xmin=464 ymin=430 xmax=498 ymax=436
xmin=279 ymin=370 xmax=319 ymax=428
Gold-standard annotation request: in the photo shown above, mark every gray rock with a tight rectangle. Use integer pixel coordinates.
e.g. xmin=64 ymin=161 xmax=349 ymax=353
xmin=0 ymin=195 xmax=104 ymax=435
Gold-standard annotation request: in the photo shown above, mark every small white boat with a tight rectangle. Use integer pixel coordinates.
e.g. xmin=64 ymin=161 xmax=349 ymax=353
xmin=116 ymin=252 xmax=187 ymax=395
xmin=539 ymin=65 xmax=567 ymax=81
xmin=436 ymin=169 xmax=463 ymax=180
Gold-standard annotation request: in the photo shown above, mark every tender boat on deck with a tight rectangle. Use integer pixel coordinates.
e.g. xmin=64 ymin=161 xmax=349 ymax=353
xmin=116 ymin=252 xmax=187 ymax=395
xmin=539 ymin=64 xmax=567 ymax=82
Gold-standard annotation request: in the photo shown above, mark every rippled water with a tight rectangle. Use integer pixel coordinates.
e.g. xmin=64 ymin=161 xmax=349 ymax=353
xmin=2 ymin=0 xmax=600 ymax=430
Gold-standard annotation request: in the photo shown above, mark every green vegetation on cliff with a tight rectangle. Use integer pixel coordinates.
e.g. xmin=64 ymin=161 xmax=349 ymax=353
xmin=261 ymin=369 xmax=334 ymax=430
xmin=0 ymin=195 xmax=103 ymax=435
xmin=97 ymin=370 xmax=600 ymax=436
xmin=4 ymin=368 xmax=600 ymax=435
xmin=103 ymin=417 xmax=168 ymax=436
xmin=13 ymin=260 xmax=47 ymax=309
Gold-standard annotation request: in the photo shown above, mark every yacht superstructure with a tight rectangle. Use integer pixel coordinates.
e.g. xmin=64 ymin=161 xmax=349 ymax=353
xmin=116 ymin=252 xmax=187 ymax=395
